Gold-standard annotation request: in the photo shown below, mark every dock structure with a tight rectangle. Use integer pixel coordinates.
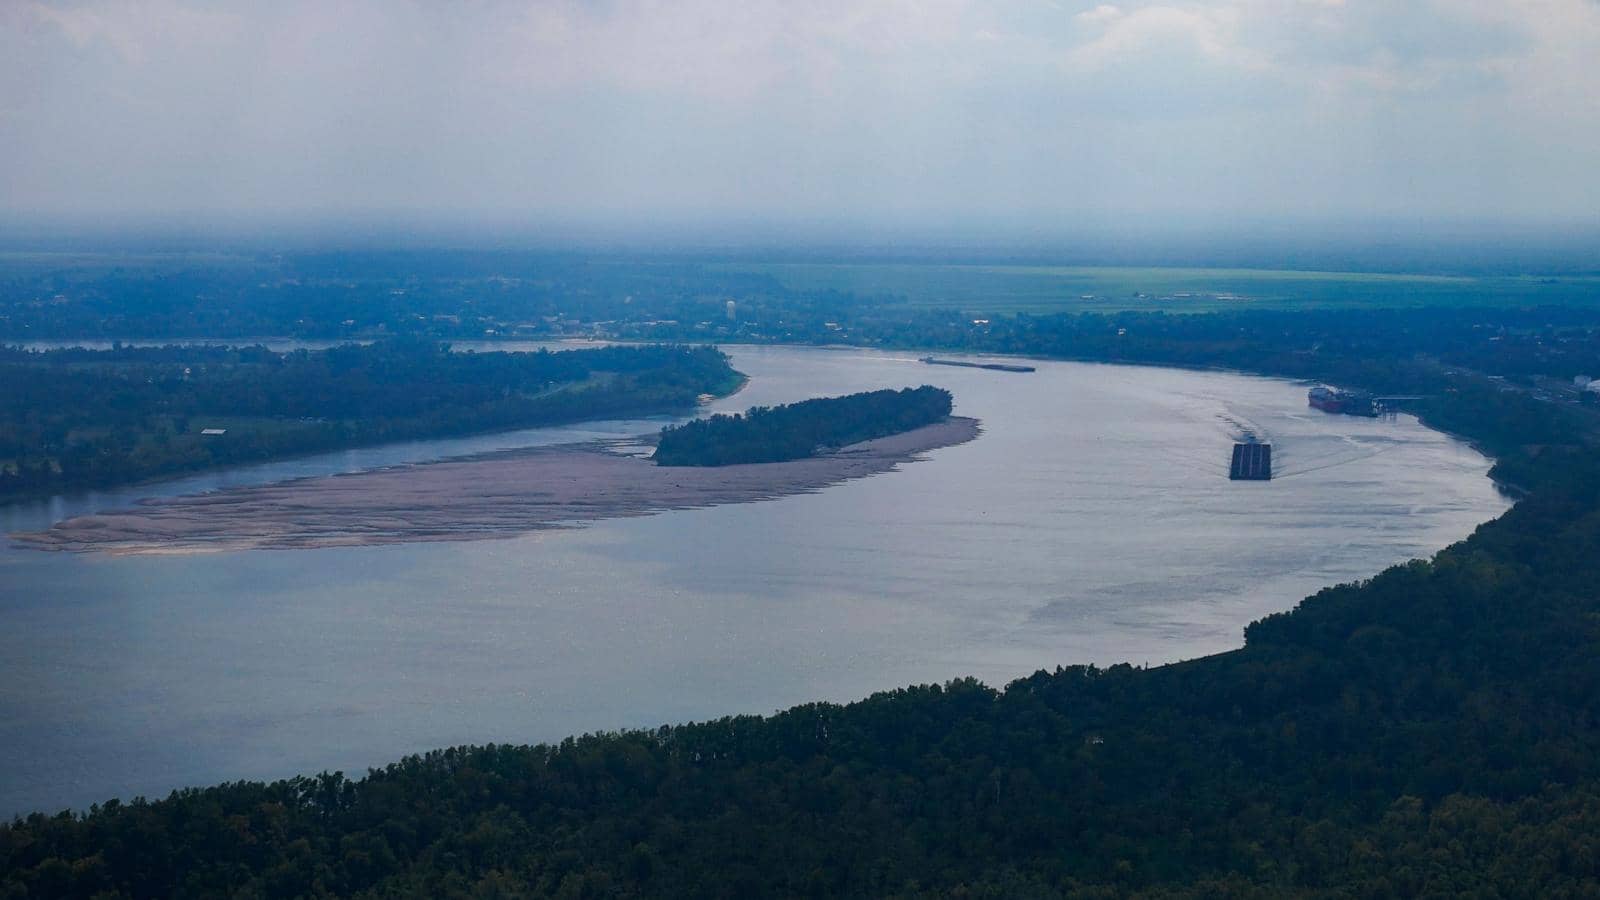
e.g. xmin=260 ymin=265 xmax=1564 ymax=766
xmin=1373 ymin=395 xmax=1426 ymax=414
xmin=1230 ymin=442 xmax=1272 ymax=481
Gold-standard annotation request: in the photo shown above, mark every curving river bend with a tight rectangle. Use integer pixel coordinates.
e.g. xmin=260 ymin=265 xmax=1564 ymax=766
xmin=0 ymin=344 xmax=1508 ymax=814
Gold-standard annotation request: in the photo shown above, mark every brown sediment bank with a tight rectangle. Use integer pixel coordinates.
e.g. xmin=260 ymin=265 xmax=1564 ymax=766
xmin=14 ymin=417 xmax=980 ymax=555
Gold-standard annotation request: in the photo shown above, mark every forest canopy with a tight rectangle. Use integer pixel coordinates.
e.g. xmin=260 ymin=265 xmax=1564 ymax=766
xmin=652 ymin=386 xmax=953 ymax=467
xmin=0 ymin=341 xmax=739 ymax=501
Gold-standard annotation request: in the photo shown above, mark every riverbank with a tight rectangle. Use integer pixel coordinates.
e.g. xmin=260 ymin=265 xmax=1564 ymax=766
xmin=0 ymin=342 xmax=743 ymax=504
xmin=14 ymin=417 xmax=980 ymax=555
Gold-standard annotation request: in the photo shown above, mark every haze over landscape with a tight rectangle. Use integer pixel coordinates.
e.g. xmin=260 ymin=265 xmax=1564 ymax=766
xmin=4 ymin=0 xmax=1600 ymax=236
xmin=5 ymin=2 xmax=1600 ymax=898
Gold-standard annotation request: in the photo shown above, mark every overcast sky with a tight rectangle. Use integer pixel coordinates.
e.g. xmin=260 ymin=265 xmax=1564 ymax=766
xmin=3 ymin=0 xmax=1598 ymax=234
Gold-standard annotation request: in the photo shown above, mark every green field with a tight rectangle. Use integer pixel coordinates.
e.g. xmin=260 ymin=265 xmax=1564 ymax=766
xmin=718 ymin=263 xmax=1600 ymax=314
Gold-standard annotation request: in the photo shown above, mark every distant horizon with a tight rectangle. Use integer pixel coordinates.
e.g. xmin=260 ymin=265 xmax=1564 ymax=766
xmin=2 ymin=214 xmax=1596 ymax=276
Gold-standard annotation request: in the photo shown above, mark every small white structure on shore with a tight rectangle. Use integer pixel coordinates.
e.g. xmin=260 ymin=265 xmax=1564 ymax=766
xmin=200 ymin=428 xmax=227 ymax=436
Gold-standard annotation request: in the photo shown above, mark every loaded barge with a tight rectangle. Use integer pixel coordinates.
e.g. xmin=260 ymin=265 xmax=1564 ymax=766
xmin=921 ymin=356 xmax=1036 ymax=373
xmin=1229 ymin=441 xmax=1273 ymax=481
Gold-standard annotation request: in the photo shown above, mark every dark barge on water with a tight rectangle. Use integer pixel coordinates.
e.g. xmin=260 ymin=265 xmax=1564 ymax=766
xmin=920 ymin=356 xmax=1036 ymax=373
xmin=1230 ymin=441 xmax=1273 ymax=481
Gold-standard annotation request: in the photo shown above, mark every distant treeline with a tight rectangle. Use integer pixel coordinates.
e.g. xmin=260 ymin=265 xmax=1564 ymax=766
xmin=0 ymin=251 xmax=812 ymax=340
xmin=653 ymin=386 xmax=951 ymax=467
xmin=6 ymin=249 xmax=1600 ymax=344
xmin=0 ymin=341 xmax=739 ymax=501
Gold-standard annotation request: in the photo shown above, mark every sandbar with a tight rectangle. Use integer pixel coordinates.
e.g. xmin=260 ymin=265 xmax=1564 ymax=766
xmin=14 ymin=417 xmax=980 ymax=555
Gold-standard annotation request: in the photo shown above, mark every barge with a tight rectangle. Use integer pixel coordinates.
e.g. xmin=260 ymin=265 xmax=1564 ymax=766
xmin=920 ymin=356 xmax=1036 ymax=373
xmin=1229 ymin=442 xmax=1273 ymax=481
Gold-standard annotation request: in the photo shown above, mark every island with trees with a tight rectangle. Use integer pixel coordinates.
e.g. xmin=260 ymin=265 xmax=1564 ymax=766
xmin=653 ymin=386 xmax=953 ymax=467
xmin=0 ymin=341 xmax=740 ymax=502
xmin=16 ymin=390 xmax=979 ymax=555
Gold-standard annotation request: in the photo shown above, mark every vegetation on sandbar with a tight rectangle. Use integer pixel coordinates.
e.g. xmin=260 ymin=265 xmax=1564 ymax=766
xmin=652 ymin=386 xmax=953 ymax=467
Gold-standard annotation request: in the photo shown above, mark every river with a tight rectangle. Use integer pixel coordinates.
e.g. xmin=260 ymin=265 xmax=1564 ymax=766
xmin=0 ymin=344 xmax=1508 ymax=814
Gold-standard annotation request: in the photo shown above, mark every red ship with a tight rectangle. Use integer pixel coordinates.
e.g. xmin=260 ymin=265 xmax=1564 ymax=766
xmin=1309 ymin=385 xmax=1344 ymax=412
xmin=1308 ymin=385 xmax=1377 ymax=417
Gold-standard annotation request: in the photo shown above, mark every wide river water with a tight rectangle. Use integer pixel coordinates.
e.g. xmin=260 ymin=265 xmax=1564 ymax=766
xmin=0 ymin=344 xmax=1508 ymax=815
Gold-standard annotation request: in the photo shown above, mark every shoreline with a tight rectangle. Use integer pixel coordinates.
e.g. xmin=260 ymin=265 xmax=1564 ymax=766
xmin=14 ymin=417 xmax=981 ymax=555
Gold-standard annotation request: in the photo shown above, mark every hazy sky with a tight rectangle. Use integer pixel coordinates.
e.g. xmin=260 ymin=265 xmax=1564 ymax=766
xmin=3 ymin=0 xmax=1599 ymax=231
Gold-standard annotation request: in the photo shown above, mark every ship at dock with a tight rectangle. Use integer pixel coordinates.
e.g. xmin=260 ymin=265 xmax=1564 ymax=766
xmin=920 ymin=356 xmax=1036 ymax=373
xmin=1308 ymin=385 xmax=1378 ymax=417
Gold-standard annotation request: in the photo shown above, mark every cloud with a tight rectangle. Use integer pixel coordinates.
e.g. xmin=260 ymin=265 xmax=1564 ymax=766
xmin=25 ymin=0 xmax=242 ymax=63
xmin=1 ymin=0 xmax=1597 ymax=225
xmin=1063 ymin=4 xmax=1270 ymax=74
xmin=1075 ymin=4 xmax=1124 ymax=25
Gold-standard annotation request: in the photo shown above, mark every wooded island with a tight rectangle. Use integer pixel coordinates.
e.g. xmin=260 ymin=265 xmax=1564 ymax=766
xmin=652 ymin=386 xmax=953 ymax=467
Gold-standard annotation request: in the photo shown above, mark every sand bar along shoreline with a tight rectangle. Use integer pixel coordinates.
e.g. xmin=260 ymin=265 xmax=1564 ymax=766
xmin=14 ymin=417 xmax=981 ymax=555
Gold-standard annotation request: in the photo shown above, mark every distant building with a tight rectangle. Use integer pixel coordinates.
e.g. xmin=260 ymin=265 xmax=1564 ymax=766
xmin=726 ymin=300 xmax=737 ymax=321
xmin=199 ymin=428 xmax=227 ymax=436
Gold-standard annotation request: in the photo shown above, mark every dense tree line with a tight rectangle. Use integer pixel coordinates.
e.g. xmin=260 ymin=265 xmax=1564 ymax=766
xmin=844 ymin=305 xmax=1600 ymax=385
xmin=0 ymin=341 xmax=738 ymax=501
xmin=652 ymin=386 xmax=952 ymax=466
